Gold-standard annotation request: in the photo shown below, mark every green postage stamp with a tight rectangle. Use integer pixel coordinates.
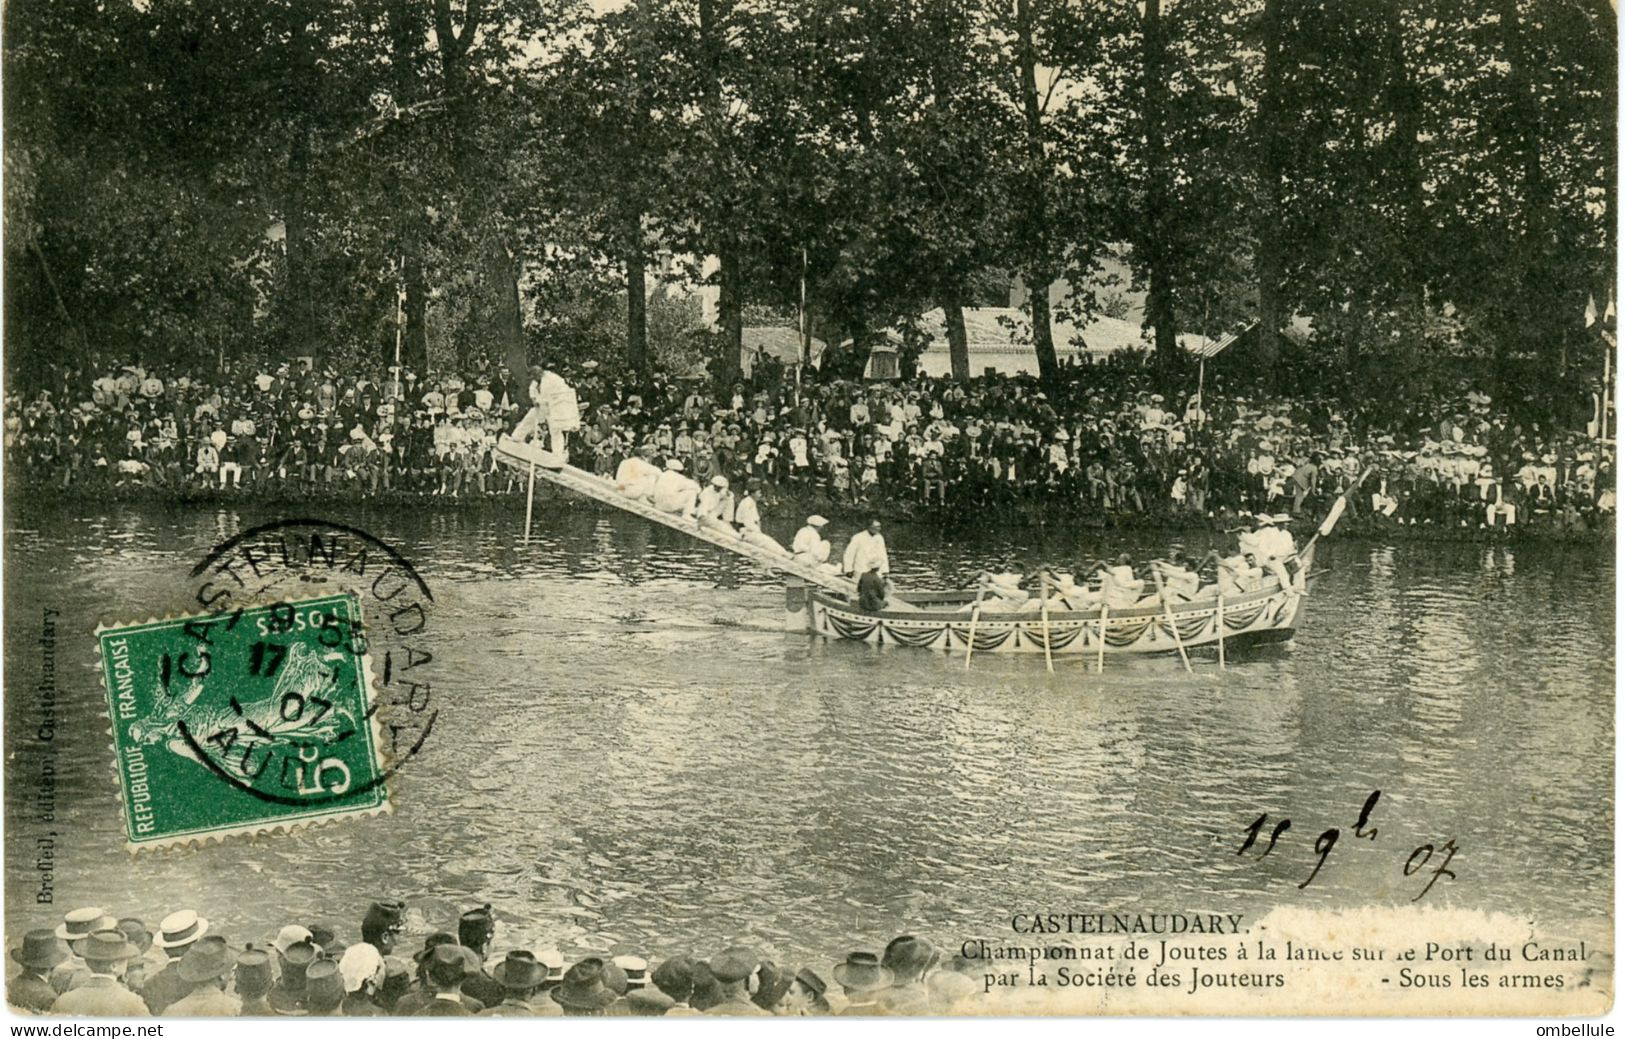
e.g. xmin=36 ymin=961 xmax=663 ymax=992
xmin=95 ymin=593 xmax=390 ymax=850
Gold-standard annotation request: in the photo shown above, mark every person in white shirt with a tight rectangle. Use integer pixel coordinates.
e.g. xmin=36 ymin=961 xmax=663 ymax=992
xmin=732 ymin=484 xmax=786 ymax=554
xmin=1252 ymin=514 xmax=1298 ymax=596
xmin=841 ymin=520 xmax=890 ymax=578
xmin=791 ymin=515 xmax=832 ymax=566
xmin=695 ymin=475 xmax=735 ymax=529
xmin=734 ymin=484 xmax=763 ymax=532
xmin=613 ymin=445 xmax=662 ymax=501
xmin=652 ymin=458 xmax=700 ymax=515
xmin=1152 ymin=546 xmax=1201 ymax=602
xmin=532 ymin=365 xmax=581 ymax=457
xmin=1100 ymin=554 xmax=1144 ymax=609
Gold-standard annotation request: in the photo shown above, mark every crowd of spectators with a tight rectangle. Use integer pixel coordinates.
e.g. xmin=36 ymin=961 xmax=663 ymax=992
xmin=14 ymin=901 xmax=982 ymax=1017
xmin=5 ymin=350 xmax=1614 ymax=534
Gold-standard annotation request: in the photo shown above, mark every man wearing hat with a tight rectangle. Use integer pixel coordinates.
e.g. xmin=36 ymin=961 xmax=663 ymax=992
xmin=359 ymin=900 xmax=405 ymax=956
xmin=1253 ymin=513 xmax=1299 ymax=595
xmin=625 ymin=986 xmax=676 ymax=1016
xmin=165 ymin=936 xmax=240 ymax=1016
xmin=302 ymin=960 xmax=346 ymax=1017
xmin=269 ymin=937 xmax=318 ymax=1015
xmin=411 ymin=944 xmax=480 ymax=1016
xmin=791 ymin=515 xmax=832 ymax=566
xmin=649 ymin=955 xmax=702 ymax=1017
xmin=455 ymin=904 xmax=505 ymax=1008
xmin=695 ymin=475 xmax=735 ymax=530
xmin=9 ymin=930 xmax=67 ymax=1012
xmin=613 ymin=442 xmax=662 ymax=502
xmin=831 ymin=951 xmax=893 ymax=1015
xmin=234 ymin=949 xmax=275 ymax=1015
xmin=703 ymin=946 xmax=769 ymax=1016
xmin=841 ymin=518 xmax=890 ymax=579
xmin=117 ymin=923 xmax=163 ymax=995
xmin=750 ymin=960 xmax=794 ymax=1013
xmin=878 ymin=935 xmax=938 ymax=1015
xmin=477 ymin=951 xmax=545 ymax=1015
xmin=653 ymin=457 xmax=701 ymax=515
xmin=50 ymin=931 xmax=149 ymax=1016
xmin=141 ymin=909 xmax=209 ymax=1013
xmin=337 ymin=942 xmax=386 ymax=1015
xmin=780 ymin=967 xmax=832 ymax=1015
xmin=550 ymin=957 xmax=618 ymax=1016
xmin=48 ymin=906 xmax=114 ymax=994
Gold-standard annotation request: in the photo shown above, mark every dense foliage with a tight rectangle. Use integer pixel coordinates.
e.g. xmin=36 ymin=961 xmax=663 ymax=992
xmin=4 ymin=0 xmax=1615 ymax=419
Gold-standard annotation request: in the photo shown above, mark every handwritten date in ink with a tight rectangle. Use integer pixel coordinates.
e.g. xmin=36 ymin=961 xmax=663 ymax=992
xmin=1236 ymin=791 xmax=1457 ymax=901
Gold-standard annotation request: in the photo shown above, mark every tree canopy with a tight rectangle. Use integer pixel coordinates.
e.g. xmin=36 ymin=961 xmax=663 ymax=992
xmin=4 ymin=0 xmax=1615 ymax=416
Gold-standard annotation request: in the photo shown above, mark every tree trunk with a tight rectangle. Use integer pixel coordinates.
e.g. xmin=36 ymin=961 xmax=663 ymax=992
xmin=1015 ymin=0 xmax=1059 ymax=383
xmin=283 ymin=134 xmax=316 ymax=358
xmin=626 ymin=210 xmax=649 ymax=371
xmin=1254 ymin=0 xmax=1285 ymax=383
xmin=434 ymin=0 xmax=527 ymax=375
xmin=1142 ymin=0 xmax=1179 ymax=385
xmin=401 ymin=256 xmax=430 ymax=373
xmin=943 ymin=295 xmax=970 ymax=381
xmin=1495 ymin=0 xmax=1563 ymax=407
xmin=1382 ymin=0 xmax=1427 ymax=369
xmin=391 ymin=0 xmax=430 ymax=375
xmin=716 ymin=247 xmax=743 ymax=385
xmin=487 ymin=234 xmax=527 ymax=376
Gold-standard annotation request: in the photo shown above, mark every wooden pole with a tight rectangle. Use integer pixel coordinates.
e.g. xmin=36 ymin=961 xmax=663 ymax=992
xmin=1216 ymin=591 xmax=1226 ymax=671
xmin=523 ymin=461 xmax=537 ymax=543
xmin=1096 ymin=599 xmax=1109 ymax=673
xmin=394 ymin=255 xmax=405 ymax=371
xmin=1038 ymin=571 xmax=1054 ymax=673
xmin=1152 ymin=565 xmax=1193 ymax=673
xmin=963 ymin=575 xmax=988 ymax=669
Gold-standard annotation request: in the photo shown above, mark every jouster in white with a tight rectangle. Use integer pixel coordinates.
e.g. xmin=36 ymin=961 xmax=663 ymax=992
xmin=842 ymin=523 xmax=890 ymax=577
xmin=652 ymin=459 xmax=700 ymax=515
xmin=792 ymin=515 xmax=831 ymax=565
xmin=614 ymin=450 xmax=662 ymax=501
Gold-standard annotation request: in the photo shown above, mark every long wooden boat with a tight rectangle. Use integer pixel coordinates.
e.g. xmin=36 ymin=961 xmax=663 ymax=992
xmin=788 ymin=544 xmax=1315 ymax=657
xmin=495 ymin=433 xmax=1355 ymax=661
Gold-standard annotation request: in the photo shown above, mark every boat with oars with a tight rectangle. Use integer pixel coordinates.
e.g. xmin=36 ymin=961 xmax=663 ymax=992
xmin=495 ymin=435 xmax=1359 ymax=670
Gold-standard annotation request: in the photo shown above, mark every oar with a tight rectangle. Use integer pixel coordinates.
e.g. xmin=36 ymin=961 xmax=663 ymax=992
xmin=1038 ymin=570 xmax=1054 ymax=673
xmin=1151 ymin=565 xmax=1193 ymax=674
xmin=523 ymin=459 xmax=537 ymax=543
xmin=963 ymin=574 xmax=989 ymax=670
xmin=1294 ymin=466 xmax=1375 ymax=562
xmin=1096 ymin=597 xmax=1109 ymax=673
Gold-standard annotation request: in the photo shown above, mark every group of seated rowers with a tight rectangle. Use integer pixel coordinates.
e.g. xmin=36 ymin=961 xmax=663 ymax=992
xmin=968 ymin=513 xmax=1303 ymax=615
xmin=607 ymin=444 xmax=890 ymax=577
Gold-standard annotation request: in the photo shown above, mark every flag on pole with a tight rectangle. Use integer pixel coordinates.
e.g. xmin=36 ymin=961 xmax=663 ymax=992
xmin=1585 ymin=294 xmax=1598 ymax=327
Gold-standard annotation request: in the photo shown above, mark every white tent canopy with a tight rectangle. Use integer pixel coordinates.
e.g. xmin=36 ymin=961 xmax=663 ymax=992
xmin=895 ymin=307 xmax=1217 ymax=378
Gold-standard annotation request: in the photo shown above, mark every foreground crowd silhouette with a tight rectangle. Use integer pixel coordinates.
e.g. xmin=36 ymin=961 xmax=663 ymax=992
xmin=12 ymin=902 xmax=980 ymax=1017
xmin=6 ymin=351 xmax=1614 ymax=534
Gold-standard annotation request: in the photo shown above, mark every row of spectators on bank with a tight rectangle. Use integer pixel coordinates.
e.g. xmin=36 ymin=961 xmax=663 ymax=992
xmin=12 ymin=902 xmax=979 ymax=1017
xmin=4 ymin=351 xmax=1614 ymax=530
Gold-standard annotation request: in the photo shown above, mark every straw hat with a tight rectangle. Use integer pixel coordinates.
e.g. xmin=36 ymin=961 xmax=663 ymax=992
xmin=154 ymin=910 xmax=210 ymax=949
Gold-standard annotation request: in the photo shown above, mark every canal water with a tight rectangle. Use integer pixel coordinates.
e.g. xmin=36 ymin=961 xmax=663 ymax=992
xmin=4 ymin=500 xmax=1613 ymax=965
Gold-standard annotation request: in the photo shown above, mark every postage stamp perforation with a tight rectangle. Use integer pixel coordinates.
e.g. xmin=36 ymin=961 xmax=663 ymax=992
xmin=94 ymin=595 xmax=398 ymax=854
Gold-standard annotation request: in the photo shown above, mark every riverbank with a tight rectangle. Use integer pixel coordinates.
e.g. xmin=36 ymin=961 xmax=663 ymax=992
xmin=9 ymin=480 xmax=1613 ymax=546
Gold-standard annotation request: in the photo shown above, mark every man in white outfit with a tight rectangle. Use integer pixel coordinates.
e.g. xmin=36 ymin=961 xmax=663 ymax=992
xmin=841 ymin=520 xmax=890 ymax=578
xmin=652 ymin=458 xmax=700 ymax=515
xmin=613 ymin=444 xmax=662 ymax=501
xmin=791 ymin=515 xmax=832 ymax=566
xmin=695 ymin=475 xmax=735 ymax=529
